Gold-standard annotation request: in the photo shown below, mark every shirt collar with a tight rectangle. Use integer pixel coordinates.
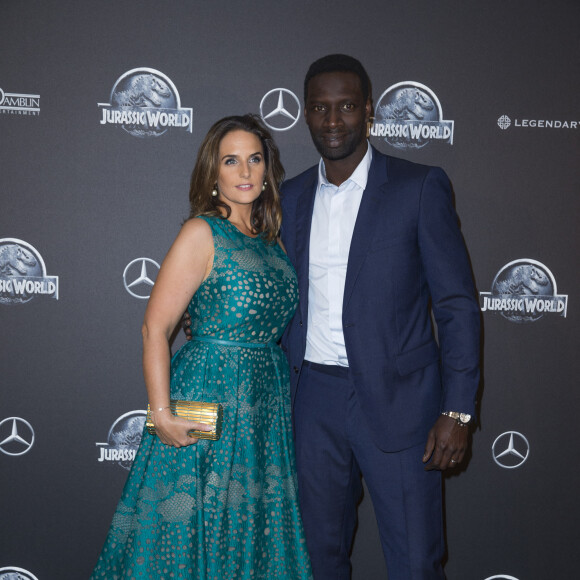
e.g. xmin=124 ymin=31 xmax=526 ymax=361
xmin=318 ymin=141 xmax=372 ymax=189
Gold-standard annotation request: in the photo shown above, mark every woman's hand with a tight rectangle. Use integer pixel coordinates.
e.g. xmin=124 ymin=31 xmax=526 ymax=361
xmin=152 ymin=409 xmax=213 ymax=447
xmin=181 ymin=310 xmax=193 ymax=341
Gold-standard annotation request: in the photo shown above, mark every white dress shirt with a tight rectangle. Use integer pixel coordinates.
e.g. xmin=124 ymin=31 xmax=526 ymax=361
xmin=305 ymin=143 xmax=372 ymax=366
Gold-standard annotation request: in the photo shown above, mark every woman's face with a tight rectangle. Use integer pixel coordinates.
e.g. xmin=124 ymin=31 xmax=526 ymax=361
xmin=216 ymin=130 xmax=266 ymax=210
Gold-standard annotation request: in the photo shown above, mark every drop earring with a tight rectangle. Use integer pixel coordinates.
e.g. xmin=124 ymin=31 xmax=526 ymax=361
xmin=211 ymin=184 xmax=218 ymax=197
xmin=262 ymin=181 xmax=267 ymax=192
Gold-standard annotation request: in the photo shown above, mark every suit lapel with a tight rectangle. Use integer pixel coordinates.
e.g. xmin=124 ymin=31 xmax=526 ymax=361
xmin=294 ymin=169 xmax=318 ymax=324
xmin=343 ymin=150 xmax=389 ymax=310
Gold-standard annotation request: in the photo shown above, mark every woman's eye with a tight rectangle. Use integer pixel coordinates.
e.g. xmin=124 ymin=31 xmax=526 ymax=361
xmin=224 ymin=158 xmax=237 ymax=165
xmin=250 ymin=156 xmax=262 ymax=164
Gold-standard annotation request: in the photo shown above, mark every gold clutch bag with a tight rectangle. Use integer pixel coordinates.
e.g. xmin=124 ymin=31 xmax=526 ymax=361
xmin=146 ymin=400 xmax=224 ymax=441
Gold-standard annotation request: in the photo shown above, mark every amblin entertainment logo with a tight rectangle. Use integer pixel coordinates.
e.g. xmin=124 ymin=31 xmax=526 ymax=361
xmin=0 ymin=87 xmax=40 ymax=116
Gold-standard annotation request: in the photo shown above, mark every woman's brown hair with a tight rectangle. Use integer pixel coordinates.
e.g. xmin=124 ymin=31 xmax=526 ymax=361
xmin=188 ymin=114 xmax=285 ymax=242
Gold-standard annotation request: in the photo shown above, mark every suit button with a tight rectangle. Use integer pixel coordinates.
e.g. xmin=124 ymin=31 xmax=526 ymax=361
xmin=293 ymin=366 xmax=299 ymax=374
xmin=299 ymin=320 xmax=303 ymax=327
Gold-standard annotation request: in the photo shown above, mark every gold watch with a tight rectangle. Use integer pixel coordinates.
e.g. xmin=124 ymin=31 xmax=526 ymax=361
xmin=441 ymin=411 xmax=472 ymax=426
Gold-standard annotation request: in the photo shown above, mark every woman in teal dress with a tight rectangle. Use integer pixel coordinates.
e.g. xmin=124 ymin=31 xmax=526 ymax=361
xmin=92 ymin=115 xmax=312 ymax=579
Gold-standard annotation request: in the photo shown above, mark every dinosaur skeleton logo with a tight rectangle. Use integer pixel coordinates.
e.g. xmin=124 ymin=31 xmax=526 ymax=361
xmin=480 ymin=259 xmax=567 ymax=323
xmin=96 ymin=410 xmax=146 ymax=470
xmin=0 ymin=567 xmax=40 ymax=580
xmin=370 ymin=81 xmax=454 ymax=149
xmin=0 ymin=238 xmax=59 ymax=305
xmin=98 ymin=68 xmax=192 ymax=138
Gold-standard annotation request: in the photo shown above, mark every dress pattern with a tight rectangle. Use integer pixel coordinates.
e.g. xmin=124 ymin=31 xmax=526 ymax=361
xmin=92 ymin=216 xmax=312 ymax=579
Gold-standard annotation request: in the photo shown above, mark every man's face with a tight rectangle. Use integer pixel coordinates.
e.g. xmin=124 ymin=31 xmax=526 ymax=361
xmin=304 ymin=71 xmax=371 ymax=162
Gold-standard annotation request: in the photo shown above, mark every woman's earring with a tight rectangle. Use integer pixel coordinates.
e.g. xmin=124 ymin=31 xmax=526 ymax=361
xmin=211 ymin=184 xmax=218 ymax=197
xmin=262 ymin=181 xmax=267 ymax=192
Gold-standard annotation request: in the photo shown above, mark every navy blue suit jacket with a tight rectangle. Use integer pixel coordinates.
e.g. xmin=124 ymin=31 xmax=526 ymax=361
xmin=280 ymin=147 xmax=480 ymax=452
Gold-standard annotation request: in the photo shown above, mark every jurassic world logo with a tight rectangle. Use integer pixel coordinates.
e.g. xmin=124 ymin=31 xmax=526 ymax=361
xmin=98 ymin=68 xmax=192 ymax=138
xmin=96 ymin=410 xmax=146 ymax=470
xmin=370 ymin=81 xmax=454 ymax=149
xmin=0 ymin=87 xmax=40 ymax=116
xmin=0 ymin=567 xmax=40 ymax=580
xmin=480 ymin=259 xmax=568 ymax=323
xmin=0 ymin=238 xmax=59 ymax=305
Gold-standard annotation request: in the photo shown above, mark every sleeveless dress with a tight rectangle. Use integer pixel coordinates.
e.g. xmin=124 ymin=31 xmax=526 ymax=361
xmin=92 ymin=216 xmax=312 ymax=580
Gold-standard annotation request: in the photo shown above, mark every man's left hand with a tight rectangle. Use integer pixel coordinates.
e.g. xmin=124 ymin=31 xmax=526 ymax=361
xmin=422 ymin=415 xmax=469 ymax=471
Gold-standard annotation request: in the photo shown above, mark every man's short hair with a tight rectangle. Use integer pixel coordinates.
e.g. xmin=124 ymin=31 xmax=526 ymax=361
xmin=304 ymin=54 xmax=371 ymax=103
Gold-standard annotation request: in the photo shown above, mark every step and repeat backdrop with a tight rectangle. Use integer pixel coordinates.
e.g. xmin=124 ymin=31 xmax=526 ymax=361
xmin=1 ymin=1 xmax=578 ymax=579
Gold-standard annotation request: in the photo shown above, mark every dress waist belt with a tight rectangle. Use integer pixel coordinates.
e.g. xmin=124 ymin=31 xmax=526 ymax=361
xmin=191 ymin=336 xmax=282 ymax=389
xmin=191 ymin=336 xmax=276 ymax=349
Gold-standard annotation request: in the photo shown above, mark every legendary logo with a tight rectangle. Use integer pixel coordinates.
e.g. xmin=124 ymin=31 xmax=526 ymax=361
xmin=0 ymin=567 xmax=40 ymax=580
xmin=0 ymin=239 xmax=59 ymax=305
xmin=96 ymin=410 xmax=146 ymax=470
xmin=123 ymin=257 xmax=160 ymax=299
xmin=497 ymin=113 xmax=578 ymax=130
xmin=260 ymin=88 xmax=301 ymax=131
xmin=0 ymin=417 xmax=35 ymax=456
xmin=98 ymin=68 xmax=192 ymax=137
xmin=371 ymin=81 xmax=454 ymax=149
xmin=0 ymin=87 xmax=40 ymax=116
xmin=480 ymin=259 xmax=567 ymax=323
xmin=492 ymin=431 xmax=530 ymax=469
xmin=497 ymin=115 xmax=511 ymax=130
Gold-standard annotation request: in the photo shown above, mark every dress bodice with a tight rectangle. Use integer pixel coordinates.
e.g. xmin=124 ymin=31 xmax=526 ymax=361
xmin=188 ymin=216 xmax=298 ymax=345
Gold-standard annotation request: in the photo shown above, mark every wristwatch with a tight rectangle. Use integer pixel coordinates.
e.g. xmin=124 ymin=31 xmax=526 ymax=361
xmin=441 ymin=411 xmax=472 ymax=426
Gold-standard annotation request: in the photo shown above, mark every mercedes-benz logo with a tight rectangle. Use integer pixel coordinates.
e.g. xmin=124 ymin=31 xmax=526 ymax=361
xmin=492 ymin=431 xmax=529 ymax=469
xmin=260 ymin=88 xmax=300 ymax=131
xmin=0 ymin=567 xmax=40 ymax=580
xmin=0 ymin=418 xmax=35 ymax=456
xmin=483 ymin=575 xmax=520 ymax=580
xmin=123 ymin=257 xmax=160 ymax=299
xmin=497 ymin=114 xmax=511 ymax=130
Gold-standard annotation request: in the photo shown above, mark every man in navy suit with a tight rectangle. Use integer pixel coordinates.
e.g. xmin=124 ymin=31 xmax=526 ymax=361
xmin=280 ymin=54 xmax=480 ymax=579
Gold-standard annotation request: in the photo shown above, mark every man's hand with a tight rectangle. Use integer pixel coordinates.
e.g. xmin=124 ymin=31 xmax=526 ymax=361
xmin=422 ymin=414 xmax=469 ymax=471
xmin=181 ymin=311 xmax=192 ymax=340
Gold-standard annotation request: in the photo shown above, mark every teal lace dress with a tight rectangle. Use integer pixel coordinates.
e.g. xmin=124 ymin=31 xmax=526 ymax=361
xmin=92 ymin=216 xmax=312 ymax=579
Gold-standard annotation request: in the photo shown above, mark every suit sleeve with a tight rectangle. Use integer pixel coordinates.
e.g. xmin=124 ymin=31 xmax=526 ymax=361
xmin=418 ymin=167 xmax=480 ymax=416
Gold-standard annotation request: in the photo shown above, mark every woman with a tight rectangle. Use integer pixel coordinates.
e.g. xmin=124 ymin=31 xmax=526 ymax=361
xmin=92 ymin=115 xmax=312 ymax=579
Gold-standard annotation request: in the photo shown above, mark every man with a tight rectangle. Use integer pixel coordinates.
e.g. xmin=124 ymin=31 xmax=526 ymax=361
xmin=280 ymin=54 xmax=480 ymax=579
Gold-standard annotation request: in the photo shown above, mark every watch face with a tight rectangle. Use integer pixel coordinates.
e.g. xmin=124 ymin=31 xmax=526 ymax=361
xmin=459 ymin=413 xmax=471 ymax=424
